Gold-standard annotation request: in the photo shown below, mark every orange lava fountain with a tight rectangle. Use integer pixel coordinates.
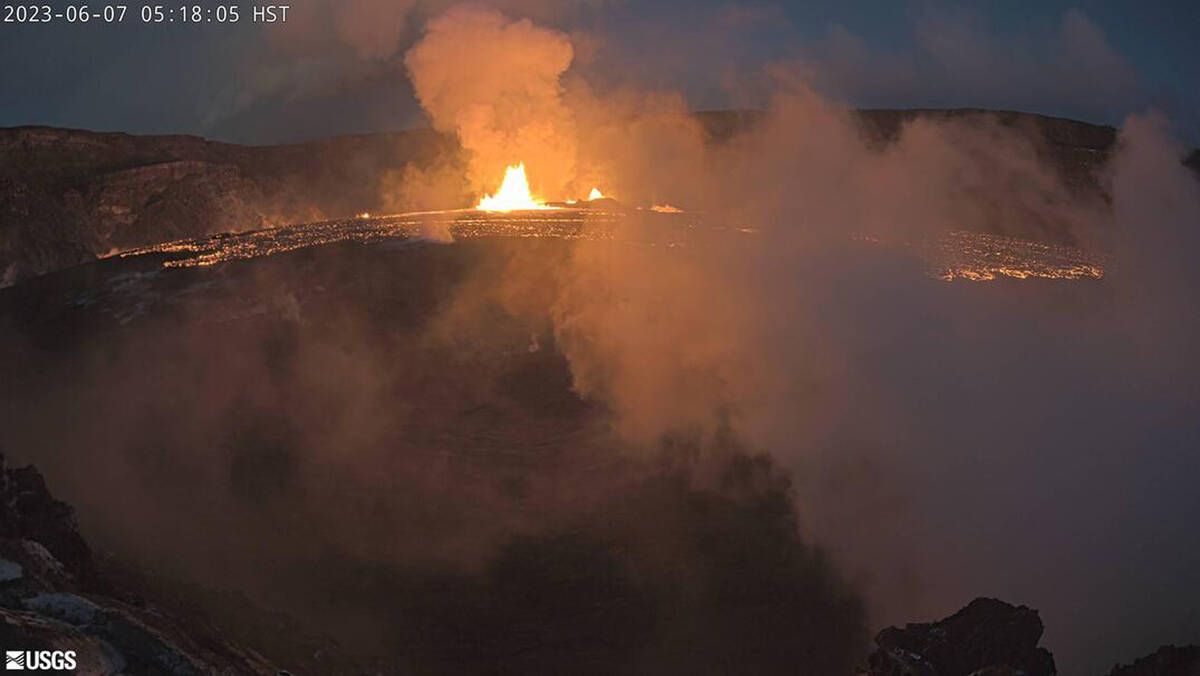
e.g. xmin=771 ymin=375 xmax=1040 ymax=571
xmin=476 ymin=163 xmax=555 ymax=212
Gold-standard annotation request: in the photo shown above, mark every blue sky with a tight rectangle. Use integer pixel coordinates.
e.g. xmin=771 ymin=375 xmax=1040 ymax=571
xmin=0 ymin=0 xmax=1196 ymax=143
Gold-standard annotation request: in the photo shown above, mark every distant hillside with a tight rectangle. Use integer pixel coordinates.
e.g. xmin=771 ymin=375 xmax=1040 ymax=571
xmin=699 ymin=108 xmax=1120 ymax=197
xmin=0 ymin=126 xmax=452 ymax=285
xmin=1 ymin=109 xmax=1188 ymax=286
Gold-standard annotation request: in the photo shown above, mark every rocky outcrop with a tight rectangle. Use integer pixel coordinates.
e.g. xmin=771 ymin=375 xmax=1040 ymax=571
xmin=0 ymin=453 xmax=277 ymax=675
xmin=0 ymin=458 xmax=92 ymax=585
xmin=862 ymin=597 xmax=1199 ymax=676
xmin=865 ymin=597 xmax=1057 ymax=676
xmin=1109 ymin=645 xmax=1200 ymax=676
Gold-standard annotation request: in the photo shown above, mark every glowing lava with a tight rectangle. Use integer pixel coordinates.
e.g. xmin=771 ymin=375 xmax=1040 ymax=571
xmin=588 ymin=187 xmax=605 ymax=200
xmin=476 ymin=163 xmax=554 ymax=212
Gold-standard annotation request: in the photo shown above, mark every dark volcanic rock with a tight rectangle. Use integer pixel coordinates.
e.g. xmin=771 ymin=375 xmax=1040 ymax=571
xmin=0 ymin=453 xmax=277 ymax=675
xmin=866 ymin=597 xmax=1057 ymax=676
xmin=0 ymin=456 xmax=92 ymax=583
xmin=1109 ymin=645 xmax=1200 ymax=676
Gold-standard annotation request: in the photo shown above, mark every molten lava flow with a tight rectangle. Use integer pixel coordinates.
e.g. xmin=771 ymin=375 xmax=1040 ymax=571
xmin=588 ymin=187 xmax=605 ymax=200
xmin=476 ymin=163 xmax=554 ymax=211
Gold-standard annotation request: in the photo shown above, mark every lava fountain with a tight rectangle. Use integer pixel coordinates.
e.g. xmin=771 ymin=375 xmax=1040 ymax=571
xmin=476 ymin=163 xmax=556 ymax=212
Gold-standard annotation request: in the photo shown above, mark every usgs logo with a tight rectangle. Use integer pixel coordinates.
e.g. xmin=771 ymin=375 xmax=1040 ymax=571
xmin=4 ymin=650 xmax=76 ymax=671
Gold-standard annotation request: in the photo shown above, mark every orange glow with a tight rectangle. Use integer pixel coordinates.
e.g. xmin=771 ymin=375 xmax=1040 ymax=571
xmin=588 ymin=187 xmax=605 ymax=200
xmin=476 ymin=163 xmax=554 ymax=212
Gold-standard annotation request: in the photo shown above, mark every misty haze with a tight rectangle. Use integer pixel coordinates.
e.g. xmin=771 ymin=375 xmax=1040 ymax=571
xmin=0 ymin=2 xmax=1198 ymax=675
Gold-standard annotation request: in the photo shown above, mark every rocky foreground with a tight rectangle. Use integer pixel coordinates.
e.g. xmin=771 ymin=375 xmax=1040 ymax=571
xmin=864 ymin=597 xmax=1200 ymax=676
xmin=1 ymin=453 xmax=1195 ymax=675
xmin=0 ymin=453 xmax=279 ymax=674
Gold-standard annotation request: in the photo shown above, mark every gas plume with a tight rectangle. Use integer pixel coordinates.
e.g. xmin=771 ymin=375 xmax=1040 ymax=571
xmin=405 ymin=4 xmax=579 ymax=200
xmin=544 ymin=81 xmax=1200 ymax=674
